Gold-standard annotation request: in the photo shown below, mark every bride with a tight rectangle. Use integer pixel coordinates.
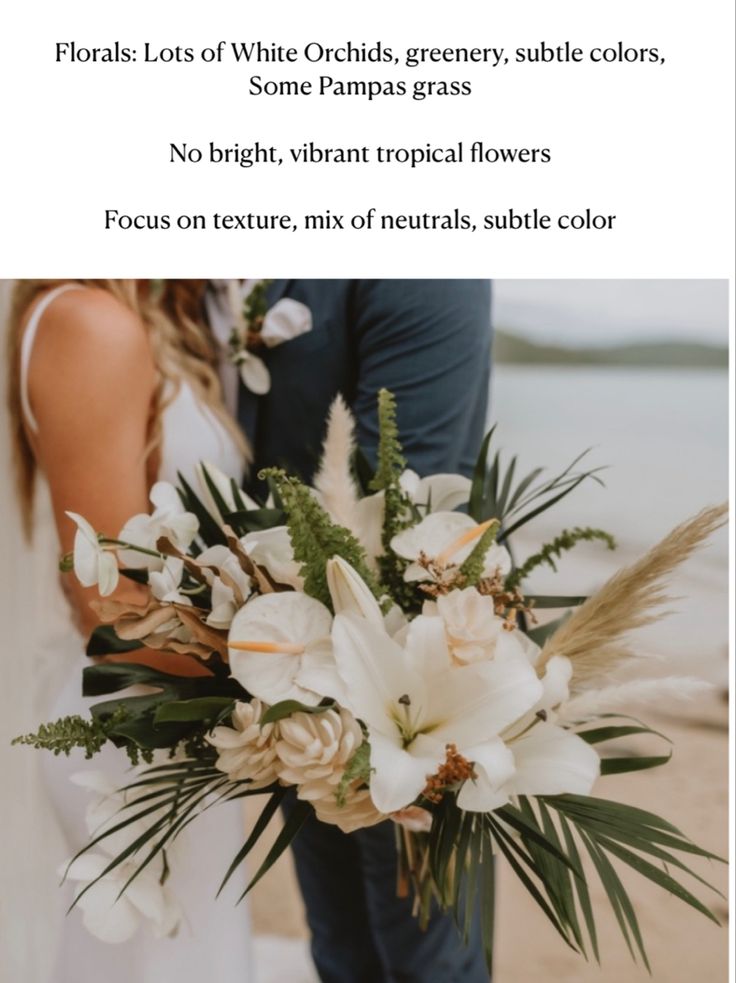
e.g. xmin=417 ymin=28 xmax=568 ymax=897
xmin=5 ymin=280 xmax=254 ymax=982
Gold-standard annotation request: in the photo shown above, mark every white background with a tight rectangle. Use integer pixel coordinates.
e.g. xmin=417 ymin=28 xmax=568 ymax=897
xmin=0 ymin=0 xmax=733 ymax=278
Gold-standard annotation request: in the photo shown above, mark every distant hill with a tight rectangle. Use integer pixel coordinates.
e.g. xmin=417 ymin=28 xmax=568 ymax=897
xmin=494 ymin=330 xmax=728 ymax=369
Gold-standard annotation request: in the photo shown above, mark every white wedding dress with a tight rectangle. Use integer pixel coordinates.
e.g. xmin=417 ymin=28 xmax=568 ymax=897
xmin=17 ymin=284 xmax=254 ymax=983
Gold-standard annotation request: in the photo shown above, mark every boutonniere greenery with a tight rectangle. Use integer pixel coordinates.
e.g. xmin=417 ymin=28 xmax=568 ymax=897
xmin=227 ymin=280 xmax=313 ymax=395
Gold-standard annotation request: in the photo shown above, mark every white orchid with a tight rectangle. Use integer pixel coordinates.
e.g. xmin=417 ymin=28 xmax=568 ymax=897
xmin=66 ymin=512 xmax=119 ymax=596
xmin=148 ymin=557 xmax=190 ymax=606
xmin=196 ymin=544 xmax=253 ymax=628
xmin=391 ymin=512 xmax=511 ymax=585
xmin=118 ymin=482 xmax=199 ymax=571
xmin=63 ymin=771 xmax=182 ymax=943
xmin=228 ymin=592 xmax=338 ymax=706
xmin=242 ymin=526 xmax=303 ymax=588
xmin=330 ymin=613 xmax=543 ymax=814
xmin=196 ymin=461 xmax=258 ymax=524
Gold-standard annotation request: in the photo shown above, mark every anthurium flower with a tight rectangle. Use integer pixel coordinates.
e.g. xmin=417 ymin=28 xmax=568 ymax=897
xmin=66 ymin=512 xmax=119 ymax=596
xmin=350 ymin=472 xmax=472 ymax=565
xmin=391 ymin=512 xmax=511 ymax=584
xmin=330 ymin=613 xmax=543 ymax=814
xmin=228 ymin=592 xmax=337 ymax=706
xmin=242 ymin=526 xmax=303 ymax=589
xmin=196 ymin=461 xmax=259 ymax=524
xmin=118 ymin=482 xmax=199 ymax=571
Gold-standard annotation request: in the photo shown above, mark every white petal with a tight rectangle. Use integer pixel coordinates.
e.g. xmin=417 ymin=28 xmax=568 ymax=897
xmin=326 ymin=556 xmax=383 ymax=626
xmin=66 ymin=512 xmax=103 ymax=587
xmin=368 ymin=731 xmax=443 ymax=814
xmin=403 ymin=615 xmax=453 ymax=677
xmin=353 ymin=493 xmax=385 ymax=562
xmin=413 ymin=474 xmax=472 ymax=513
xmin=243 ymin=527 xmax=302 ymax=588
xmin=97 ymin=551 xmax=120 ymax=597
xmin=509 ymin=723 xmax=600 ymax=796
xmin=149 ymin=481 xmax=181 ymax=514
xmin=260 ymin=298 xmax=313 ymax=347
xmin=425 ymin=658 xmax=542 ymax=747
xmin=228 ymin=593 xmax=332 ymax=705
xmin=391 ymin=512 xmax=476 ymax=562
xmin=456 ymin=739 xmax=515 ymax=812
xmin=331 ymin=614 xmax=420 ymax=735
xmin=239 ymin=353 xmax=271 ymax=394
xmin=76 ymin=879 xmax=140 ymax=943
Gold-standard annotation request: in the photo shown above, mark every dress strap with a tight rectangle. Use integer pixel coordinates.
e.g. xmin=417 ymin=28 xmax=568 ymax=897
xmin=20 ymin=283 xmax=85 ymax=433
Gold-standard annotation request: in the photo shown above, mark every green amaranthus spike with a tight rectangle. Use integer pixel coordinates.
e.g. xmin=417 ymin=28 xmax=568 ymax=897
xmin=12 ymin=711 xmax=126 ymax=760
xmin=368 ymin=390 xmax=416 ymax=604
xmin=259 ymin=468 xmax=384 ymax=610
xmin=505 ymin=526 xmax=616 ymax=591
xmin=458 ymin=519 xmax=501 ymax=587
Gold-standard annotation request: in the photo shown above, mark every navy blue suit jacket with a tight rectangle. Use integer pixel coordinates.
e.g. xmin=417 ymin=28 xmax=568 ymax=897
xmin=238 ymin=279 xmax=492 ymax=491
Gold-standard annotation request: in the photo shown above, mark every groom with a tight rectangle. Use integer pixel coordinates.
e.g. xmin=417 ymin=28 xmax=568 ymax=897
xmin=207 ymin=279 xmax=493 ymax=983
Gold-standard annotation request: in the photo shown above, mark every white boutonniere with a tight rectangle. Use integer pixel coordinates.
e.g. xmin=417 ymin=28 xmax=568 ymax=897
xmin=226 ymin=280 xmax=313 ymax=395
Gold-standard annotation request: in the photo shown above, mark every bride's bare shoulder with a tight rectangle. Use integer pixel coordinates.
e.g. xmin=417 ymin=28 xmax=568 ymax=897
xmin=26 ymin=285 xmax=156 ymax=394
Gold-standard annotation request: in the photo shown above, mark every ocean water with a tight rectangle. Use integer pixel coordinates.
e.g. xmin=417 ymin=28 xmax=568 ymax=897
xmin=488 ymin=365 xmax=730 ymax=680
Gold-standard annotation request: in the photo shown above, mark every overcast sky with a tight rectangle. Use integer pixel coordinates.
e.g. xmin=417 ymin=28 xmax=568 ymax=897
xmin=493 ymin=280 xmax=729 ymax=347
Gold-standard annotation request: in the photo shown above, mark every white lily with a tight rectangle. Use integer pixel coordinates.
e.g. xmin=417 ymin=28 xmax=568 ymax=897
xmin=331 ymin=613 xmax=543 ymax=814
xmin=66 ymin=512 xmax=119 ymax=596
xmin=242 ymin=526 xmax=303 ymax=589
xmin=196 ymin=461 xmax=259 ymax=524
xmin=391 ymin=512 xmax=511 ymax=585
xmin=228 ymin=592 xmax=338 ymax=706
xmin=118 ymin=482 xmax=199 ymax=571
xmin=326 ymin=556 xmax=384 ymax=626
xmin=457 ymin=654 xmax=600 ymax=811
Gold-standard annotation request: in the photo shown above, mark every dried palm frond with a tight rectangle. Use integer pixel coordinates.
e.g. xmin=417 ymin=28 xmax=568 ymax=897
xmin=560 ymin=676 xmax=713 ymax=720
xmin=537 ymin=504 xmax=727 ymax=690
xmin=313 ymin=395 xmax=362 ymax=534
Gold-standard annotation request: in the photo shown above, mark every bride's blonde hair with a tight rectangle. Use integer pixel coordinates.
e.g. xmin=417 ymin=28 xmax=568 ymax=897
xmin=7 ymin=279 xmax=249 ymax=537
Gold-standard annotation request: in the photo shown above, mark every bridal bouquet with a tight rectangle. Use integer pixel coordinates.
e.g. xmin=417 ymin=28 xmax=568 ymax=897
xmin=16 ymin=390 xmax=725 ymax=968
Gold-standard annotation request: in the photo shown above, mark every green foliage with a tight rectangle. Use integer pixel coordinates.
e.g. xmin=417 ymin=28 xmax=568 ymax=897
xmin=261 ymin=700 xmax=336 ymax=725
xmin=243 ymin=279 xmax=274 ymax=331
xmin=259 ymin=467 xmax=384 ymax=610
xmin=506 ymin=526 xmax=616 ymax=590
xmin=468 ymin=427 xmax=606 ymax=540
xmin=336 ymin=740 xmax=373 ymax=807
xmin=12 ymin=710 xmax=125 ymax=760
xmin=458 ymin=519 xmax=501 ymax=587
xmin=426 ymin=791 xmax=724 ymax=973
xmin=368 ymin=389 xmax=416 ymax=605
